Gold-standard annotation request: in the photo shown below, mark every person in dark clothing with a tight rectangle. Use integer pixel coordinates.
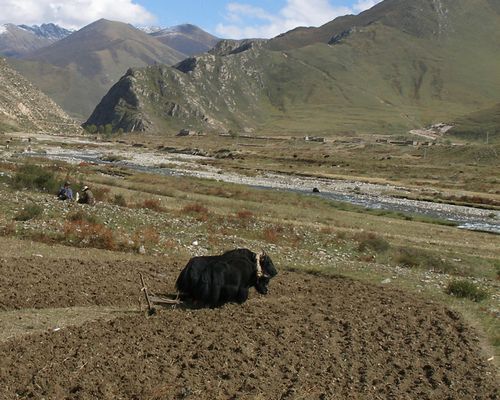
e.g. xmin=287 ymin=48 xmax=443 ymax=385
xmin=78 ymin=185 xmax=95 ymax=205
xmin=57 ymin=182 xmax=73 ymax=201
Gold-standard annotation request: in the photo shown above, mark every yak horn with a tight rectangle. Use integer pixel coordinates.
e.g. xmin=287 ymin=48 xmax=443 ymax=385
xmin=256 ymin=250 xmax=264 ymax=278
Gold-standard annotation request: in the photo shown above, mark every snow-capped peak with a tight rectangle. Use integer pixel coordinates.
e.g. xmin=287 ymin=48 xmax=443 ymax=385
xmin=136 ymin=26 xmax=164 ymax=34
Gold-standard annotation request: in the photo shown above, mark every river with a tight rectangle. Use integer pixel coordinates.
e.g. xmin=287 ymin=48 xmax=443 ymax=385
xmin=21 ymin=146 xmax=500 ymax=234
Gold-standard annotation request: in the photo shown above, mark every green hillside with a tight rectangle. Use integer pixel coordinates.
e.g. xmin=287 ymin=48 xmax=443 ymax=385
xmin=85 ymin=0 xmax=500 ymax=136
xmin=12 ymin=19 xmax=185 ymax=120
xmin=449 ymin=103 xmax=500 ymax=143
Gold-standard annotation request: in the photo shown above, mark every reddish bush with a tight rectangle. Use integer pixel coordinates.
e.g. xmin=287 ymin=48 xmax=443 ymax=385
xmin=181 ymin=203 xmax=209 ymax=221
xmin=133 ymin=226 xmax=160 ymax=247
xmin=263 ymin=226 xmax=283 ymax=243
xmin=141 ymin=198 xmax=165 ymax=212
xmin=0 ymin=221 xmax=16 ymax=237
xmin=92 ymin=186 xmax=110 ymax=202
xmin=63 ymin=220 xmax=116 ymax=250
xmin=235 ymin=210 xmax=255 ymax=220
xmin=182 ymin=203 xmax=208 ymax=214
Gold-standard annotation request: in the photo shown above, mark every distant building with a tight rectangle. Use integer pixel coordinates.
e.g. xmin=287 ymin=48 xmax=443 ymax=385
xmin=177 ymin=129 xmax=198 ymax=137
xmin=304 ymin=136 xmax=326 ymax=143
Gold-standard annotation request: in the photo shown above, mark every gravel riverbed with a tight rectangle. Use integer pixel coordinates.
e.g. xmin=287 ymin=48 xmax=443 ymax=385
xmin=14 ymin=143 xmax=500 ymax=234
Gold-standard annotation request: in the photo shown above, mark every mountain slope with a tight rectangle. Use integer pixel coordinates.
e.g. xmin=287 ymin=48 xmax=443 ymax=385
xmin=18 ymin=23 xmax=72 ymax=41
xmin=13 ymin=19 xmax=186 ymax=119
xmin=150 ymin=24 xmax=220 ymax=56
xmin=0 ymin=23 xmax=71 ymax=58
xmin=85 ymin=0 xmax=500 ymax=135
xmin=449 ymin=103 xmax=500 ymax=143
xmin=0 ymin=58 xmax=79 ymax=133
xmin=267 ymin=0 xmax=463 ymax=50
xmin=1 ymin=24 xmax=59 ymax=58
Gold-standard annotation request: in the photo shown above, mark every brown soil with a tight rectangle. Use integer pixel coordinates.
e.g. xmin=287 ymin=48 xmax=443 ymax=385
xmin=0 ymin=255 xmax=498 ymax=400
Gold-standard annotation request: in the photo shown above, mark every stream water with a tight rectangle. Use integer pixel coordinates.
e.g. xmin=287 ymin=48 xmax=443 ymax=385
xmin=23 ymin=149 xmax=500 ymax=234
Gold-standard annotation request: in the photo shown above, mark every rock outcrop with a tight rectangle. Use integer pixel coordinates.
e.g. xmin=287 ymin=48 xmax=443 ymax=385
xmin=85 ymin=0 xmax=500 ymax=135
xmin=0 ymin=58 xmax=80 ymax=134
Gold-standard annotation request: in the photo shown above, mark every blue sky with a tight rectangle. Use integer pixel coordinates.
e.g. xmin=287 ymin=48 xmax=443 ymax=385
xmin=0 ymin=0 xmax=382 ymax=39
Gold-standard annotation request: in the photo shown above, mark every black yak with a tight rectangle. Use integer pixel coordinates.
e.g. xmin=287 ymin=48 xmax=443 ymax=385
xmin=175 ymin=248 xmax=277 ymax=307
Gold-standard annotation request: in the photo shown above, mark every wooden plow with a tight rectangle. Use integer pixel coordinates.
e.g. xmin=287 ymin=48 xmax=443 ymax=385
xmin=139 ymin=273 xmax=182 ymax=314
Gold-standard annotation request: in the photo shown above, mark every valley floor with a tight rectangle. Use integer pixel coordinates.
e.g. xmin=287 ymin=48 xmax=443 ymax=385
xmin=0 ymin=238 xmax=498 ymax=399
xmin=0 ymin=131 xmax=498 ymax=398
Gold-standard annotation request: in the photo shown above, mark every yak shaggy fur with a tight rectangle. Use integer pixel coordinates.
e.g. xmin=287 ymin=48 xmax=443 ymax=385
xmin=176 ymin=248 xmax=277 ymax=307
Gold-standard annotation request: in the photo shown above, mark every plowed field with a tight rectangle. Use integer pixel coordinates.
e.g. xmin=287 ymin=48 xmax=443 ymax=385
xmin=0 ymin=255 xmax=497 ymax=399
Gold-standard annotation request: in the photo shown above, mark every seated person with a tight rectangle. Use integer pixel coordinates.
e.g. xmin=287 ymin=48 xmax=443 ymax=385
xmin=78 ymin=185 xmax=95 ymax=205
xmin=57 ymin=182 xmax=73 ymax=201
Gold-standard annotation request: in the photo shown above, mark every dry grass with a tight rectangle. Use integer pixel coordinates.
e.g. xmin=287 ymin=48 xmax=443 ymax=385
xmin=63 ymin=220 xmax=116 ymax=250
xmin=391 ymin=246 xmax=458 ymax=275
xmin=140 ymin=198 xmax=165 ymax=212
xmin=133 ymin=226 xmax=160 ymax=247
xmin=92 ymin=186 xmax=111 ymax=202
xmin=181 ymin=203 xmax=209 ymax=221
xmin=235 ymin=210 xmax=255 ymax=220
xmin=113 ymin=194 xmax=127 ymax=207
xmin=262 ymin=226 xmax=285 ymax=243
xmin=0 ymin=222 xmax=16 ymax=237
xmin=0 ymin=139 xmax=498 ymax=356
xmin=354 ymin=231 xmax=390 ymax=253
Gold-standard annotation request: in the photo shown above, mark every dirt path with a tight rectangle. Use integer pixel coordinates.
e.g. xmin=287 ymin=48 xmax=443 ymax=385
xmin=0 ymin=256 xmax=497 ymax=399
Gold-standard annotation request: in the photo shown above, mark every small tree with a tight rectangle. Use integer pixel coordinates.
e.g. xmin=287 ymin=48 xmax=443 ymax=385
xmin=104 ymin=124 xmax=113 ymax=135
xmin=84 ymin=124 xmax=97 ymax=134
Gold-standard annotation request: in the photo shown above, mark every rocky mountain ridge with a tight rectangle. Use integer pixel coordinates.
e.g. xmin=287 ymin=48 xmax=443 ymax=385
xmin=10 ymin=19 xmax=186 ymax=120
xmin=6 ymin=20 xmax=222 ymax=120
xmin=0 ymin=58 xmax=80 ymax=133
xmin=0 ymin=23 xmax=71 ymax=58
xmin=18 ymin=23 xmax=73 ymax=41
xmin=150 ymin=24 xmax=220 ymax=56
xmin=85 ymin=0 xmax=500 ymax=135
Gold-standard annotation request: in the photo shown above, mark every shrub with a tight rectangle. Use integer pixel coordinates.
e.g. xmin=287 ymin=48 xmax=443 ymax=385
xmin=28 ymin=230 xmax=60 ymax=245
xmin=133 ymin=226 xmax=160 ymax=247
xmin=354 ymin=231 xmax=390 ymax=253
xmin=181 ymin=203 xmax=209 ymax=221
xmin=101 ymin=154 xmax=124 ymax=162
xmin=182 ymin=203 xmax=208 ymax=214
xmin=67 ymin=210 xmax=101 ymax=225
xmin=63 ymin=220 xmax=115 ymax=250
xmin=14 ymin=204 xmax=43 ymax=221
xmin=232 ymin=209 xmax=255 ymax=228
xmin=84 ymin=124 xmax=97 ymax=134
xmin=91 ymin=186 xmax=110 ymax=202
xmin=336 ymin=231 xmax=348 ymax=240
xmin=393 ymin=247 xmax=421 ymax=268
xmin=446 ymin=280 xmax=489 ymax=302
xmin=141 ymin=198 xmax=164 ymax=212
xmin=0 ymin=221 xmax=16 ymax=236
xmin=262 ymin=226 xmax=284 ymax=243
xmin=11 ymin=164 xmax=59 ymax=193
xmin=113 ymin=194 xmax=127 ymax=207
xmin=235 ymin=210 xmax=255 ymax=220
xmin=393 ymin=247 xmax=456 ymax=274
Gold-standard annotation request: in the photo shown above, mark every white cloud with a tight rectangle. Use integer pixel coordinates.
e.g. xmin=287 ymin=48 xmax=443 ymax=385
xmin=0 ymin=0 xmax=156 ymax=29
xmin=216 ymin=0 xmax=382 ymax=39
xmin=353 ymin=0 xmax=383 ymax=13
